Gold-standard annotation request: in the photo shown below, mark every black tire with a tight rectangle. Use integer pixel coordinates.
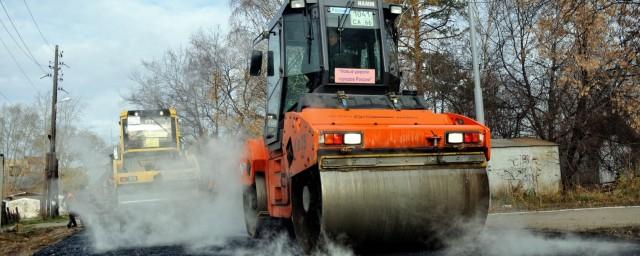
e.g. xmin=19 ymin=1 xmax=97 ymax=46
xmin=291 ymin=169 xmax=323 ymax=254
xmin=243 ymin=174 xmax=268 ymax=238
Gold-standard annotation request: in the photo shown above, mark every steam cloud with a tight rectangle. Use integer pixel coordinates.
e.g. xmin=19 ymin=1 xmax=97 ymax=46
xmin=65 ymin=136 xmax=638 ymax=255
xmin=69 ymin=137 xmax=245 ymax=252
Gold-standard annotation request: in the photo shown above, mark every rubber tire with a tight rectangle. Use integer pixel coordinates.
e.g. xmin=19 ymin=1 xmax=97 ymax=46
xmin=291 ymin=170 xmax=323 ymax=254
xmin=243 ymin=175 xmax=268 ymax=238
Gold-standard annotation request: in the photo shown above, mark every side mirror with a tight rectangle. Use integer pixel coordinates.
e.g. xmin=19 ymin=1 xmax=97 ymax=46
xmin=112 ymin=147 xmax=119 ymax=160
xmin=267 ymin=51 xmax=274 ymax=77
xmin=265 ymin=113 xmax=277 ymax=139
xmin=249 ymin=50 xmax=263 ymax=76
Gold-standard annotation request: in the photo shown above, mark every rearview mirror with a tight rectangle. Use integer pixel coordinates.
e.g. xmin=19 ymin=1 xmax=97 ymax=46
xmin=249 ymin=50 xmax=263 ymax=76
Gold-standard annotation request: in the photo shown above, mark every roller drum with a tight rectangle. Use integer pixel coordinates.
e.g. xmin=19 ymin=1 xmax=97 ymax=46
xmin=319 ymin=168 xmax=489 ymax=244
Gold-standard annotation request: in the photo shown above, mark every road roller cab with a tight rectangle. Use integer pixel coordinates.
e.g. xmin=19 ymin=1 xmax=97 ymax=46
xmin=243 ymin=0 xmax=491 ymax=252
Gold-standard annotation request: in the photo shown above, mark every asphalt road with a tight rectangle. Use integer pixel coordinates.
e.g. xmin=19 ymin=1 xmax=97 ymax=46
xmin=35 ymin=232 xmax=264 ymax=256
xmin=36 ymin=207 xmax=640 ymax=256
xmin=487 ymin=206 xmax=640 ymax=231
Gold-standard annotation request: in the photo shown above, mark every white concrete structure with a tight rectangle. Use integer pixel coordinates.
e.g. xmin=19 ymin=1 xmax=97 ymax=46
xmin=4 ymin=195 xmax=68 ymax=220
xmin=487 ymin=138 xmax=561 ymax=196
xmin=6 ymin=198 xmax=41 ymax=219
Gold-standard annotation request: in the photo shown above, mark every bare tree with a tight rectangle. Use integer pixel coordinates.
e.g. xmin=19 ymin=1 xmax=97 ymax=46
xmin=392 ymin=0 xmax=466 ymax=98
xmin=127 ymin=27 xmax=266 ymax=142
xmin=0 ymin=104 xmax=42 ymax=194
xmin=229 ymin=0 xmax=284 ymax=33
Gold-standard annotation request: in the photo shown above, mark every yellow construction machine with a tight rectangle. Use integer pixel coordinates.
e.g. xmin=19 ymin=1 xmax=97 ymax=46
xmin=111 ymin=107 xmax=207 ymax=207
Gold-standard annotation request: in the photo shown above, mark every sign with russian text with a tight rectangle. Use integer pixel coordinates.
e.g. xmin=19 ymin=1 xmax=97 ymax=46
xmin=335 ymin=68 xmax=376 ymax=84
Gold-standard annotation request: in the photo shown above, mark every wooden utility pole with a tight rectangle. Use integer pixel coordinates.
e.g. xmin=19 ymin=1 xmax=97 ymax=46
xmin=1 ymin=153 xmax=4 ymax=229
xmin=43 ymin=45 xmax=60 ymax=218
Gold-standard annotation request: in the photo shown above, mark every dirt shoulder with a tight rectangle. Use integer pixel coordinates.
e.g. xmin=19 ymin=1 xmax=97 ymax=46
xmin=576 ymin=226 xmax=640 ymax=242
xmin=0 ymin=218 xmax=80 ymax=256
xmin=490 ymin=175 xmax=640 ymax=213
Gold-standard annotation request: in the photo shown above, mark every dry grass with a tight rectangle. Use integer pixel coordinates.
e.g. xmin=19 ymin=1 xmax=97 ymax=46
xmin=490 ymin=174 xmax=640 ymax=212
xmin=0 ymin=222 xmax=78 ymax=256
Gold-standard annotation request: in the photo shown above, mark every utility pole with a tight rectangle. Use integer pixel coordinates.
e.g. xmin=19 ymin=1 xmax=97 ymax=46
xmin=44 ymin=45 xmax=60 ymax=218
xmin=468 ymin=0 xmax=485 ymax=124
xmin=1 ymin=153 xmax=4 ymax=229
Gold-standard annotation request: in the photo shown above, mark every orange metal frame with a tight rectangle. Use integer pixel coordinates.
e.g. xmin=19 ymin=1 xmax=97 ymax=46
xmin=242 ymin=108 xmax=491 ymax=218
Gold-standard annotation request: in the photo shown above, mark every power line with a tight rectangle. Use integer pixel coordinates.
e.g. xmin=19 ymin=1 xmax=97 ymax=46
xmin=0 ymin=16 xmax=34 ymax=69
xmin=0 ymin=0 xmax=45 ymax=72
xmin=0 ymin=90 xmax=10 ymax=102
xmin=0 ymin=0 xmax=46 ymax=73
xmin=22 ymin=0 xmax=50 ymax=49
xmin=0 ymin=34 xmax=40 ymax=91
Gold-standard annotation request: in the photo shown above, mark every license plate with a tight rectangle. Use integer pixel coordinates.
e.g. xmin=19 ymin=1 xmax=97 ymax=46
xmin=350 ymin=10 xmax=374 ymax=27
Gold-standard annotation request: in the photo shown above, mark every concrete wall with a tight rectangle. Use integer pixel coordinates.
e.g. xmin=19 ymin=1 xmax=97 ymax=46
xmin=487 ymin=139 xmax=561 ymax=196
xmin=6 ymin=198 xmax=40 ymax=219
xmin=5 ymin=195 xmax=68 ymax=220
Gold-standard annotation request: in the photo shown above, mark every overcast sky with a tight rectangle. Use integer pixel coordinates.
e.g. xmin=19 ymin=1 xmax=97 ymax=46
xmin=0 ymin=0 xmax=231 ymax=144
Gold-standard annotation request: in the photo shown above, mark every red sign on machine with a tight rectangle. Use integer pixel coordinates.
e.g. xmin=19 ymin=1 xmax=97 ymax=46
xmin=335 ymin=68 xmax=376 ymax=84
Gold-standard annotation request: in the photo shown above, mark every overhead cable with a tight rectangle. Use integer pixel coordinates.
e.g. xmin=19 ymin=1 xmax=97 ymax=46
xmin=0 ymin=34 xmax=40 ymax=91
xmin=0 ymin=0 xmax=46 ymax=73
xmin=0 ymin=90 xmax=10 ymax=102
xmin=22 ymin=0 xmax=51 ymax=49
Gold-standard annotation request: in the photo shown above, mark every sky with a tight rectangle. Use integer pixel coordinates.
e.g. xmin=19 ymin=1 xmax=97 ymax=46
xmin=0 ymin=0 xmax=231 ymax=144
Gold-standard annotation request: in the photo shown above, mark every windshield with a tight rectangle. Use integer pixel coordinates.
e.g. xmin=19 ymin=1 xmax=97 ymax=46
xmin=326 ymin=7 xmax=382 ymax=84
xmin=283 ymin=12 xmax=320 ymax=111
xmin=124 ymin=115 xmax=176 ymax=149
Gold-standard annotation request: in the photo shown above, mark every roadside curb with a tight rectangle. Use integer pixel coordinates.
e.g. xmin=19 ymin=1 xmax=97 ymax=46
xmin=489 ymin=205 xmax=640 ymax=215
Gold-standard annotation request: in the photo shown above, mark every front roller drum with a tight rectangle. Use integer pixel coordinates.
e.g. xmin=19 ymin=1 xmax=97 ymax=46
xmin=292 ymin=167 xmax=490 ymax=251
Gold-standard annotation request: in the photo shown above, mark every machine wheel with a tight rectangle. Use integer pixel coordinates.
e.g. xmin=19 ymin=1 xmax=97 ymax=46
xmin=291 ymin=169 xmax=323 ymax=253
xmin=243 ymin=174 xmax=268 ymax=238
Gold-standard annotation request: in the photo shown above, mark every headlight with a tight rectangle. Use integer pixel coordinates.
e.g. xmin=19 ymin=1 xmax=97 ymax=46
xmin=320 ymin=132 xmax=362 ymax=145
xmin=291 ymin=0 xmax=305 ymax=8
xmin=119 ymin=176 xmax=138 ymax=183
xmin=390 ymin=5 xmax=403 ymax=14
xmin=447 ymin=133 xmax=464 ymax=144
xmin=447 ymin=132 xmax=482 ymax=144
xmin=343 ymin=133 xmax=362 ymax=145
